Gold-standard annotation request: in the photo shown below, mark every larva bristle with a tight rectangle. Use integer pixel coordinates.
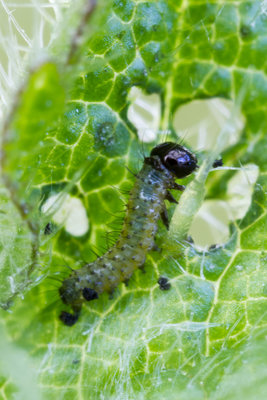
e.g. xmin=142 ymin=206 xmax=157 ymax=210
xmin=89 ymin=248 xmax=102 ymax=258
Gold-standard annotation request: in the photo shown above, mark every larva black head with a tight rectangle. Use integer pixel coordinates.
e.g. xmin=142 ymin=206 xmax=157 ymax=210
xmin=150 ymin=142 xmax=198 ymax=178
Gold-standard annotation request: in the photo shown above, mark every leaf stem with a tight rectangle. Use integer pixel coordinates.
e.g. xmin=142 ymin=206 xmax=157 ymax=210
xmin=66 ymin=0 xmax=97 ymax=65
xmin=0 ymin=82 xmax=40 ymax=288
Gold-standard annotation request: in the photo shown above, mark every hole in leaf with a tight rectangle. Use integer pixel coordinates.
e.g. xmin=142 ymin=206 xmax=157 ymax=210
xmin=42 ymin=194 xmax=89 ymax=237
xmin=127 ymin=87 xmax=161 ymax=142
xmin=189 ymin=164 xmax=259 ymax=250
xmin=172 ymin=97 xmax=259 ymax=249
xmin=173 ymin=98 xmax=244 ymax=151
xmin=189 ymin=200 xmax=230 ymax=249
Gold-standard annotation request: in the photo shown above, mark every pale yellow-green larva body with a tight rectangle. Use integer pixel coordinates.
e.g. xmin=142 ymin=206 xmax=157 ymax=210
xmin=59 ymin=142 xmax=198 ymax=326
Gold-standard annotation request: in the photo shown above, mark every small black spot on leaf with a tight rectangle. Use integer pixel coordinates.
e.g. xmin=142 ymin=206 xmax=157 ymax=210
xmin=59 ymin=311 xmax=79 ymax=326
xmin=158 ymin=276 xmax=171 ymax=291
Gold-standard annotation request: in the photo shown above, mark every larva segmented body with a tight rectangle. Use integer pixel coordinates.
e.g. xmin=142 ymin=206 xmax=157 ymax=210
xmin=59 ymin=142 xmax=198 ymax=326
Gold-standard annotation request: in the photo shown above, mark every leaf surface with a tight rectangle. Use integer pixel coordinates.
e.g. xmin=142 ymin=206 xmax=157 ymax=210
xmin=0 ymin=0 xmax=267 ymax=399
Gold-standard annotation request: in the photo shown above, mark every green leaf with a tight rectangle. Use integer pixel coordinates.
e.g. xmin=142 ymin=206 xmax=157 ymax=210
xmin=0 ymin=0 xmax=267 ymax=399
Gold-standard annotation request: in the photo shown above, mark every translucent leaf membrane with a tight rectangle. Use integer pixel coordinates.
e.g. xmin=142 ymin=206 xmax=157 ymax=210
xmin=173 ymin=97 xmax=259 ymax=249
xmin=0 ymin=0 xmax=267 ymax=399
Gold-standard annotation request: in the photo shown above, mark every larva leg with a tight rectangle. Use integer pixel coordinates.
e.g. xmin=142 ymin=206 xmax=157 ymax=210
xmin=165 ymin=190 xmax=178 ymax=204
xmin=139 ymin=264 xmax=146 ymax=273
xmin=171 ymin=182 xmax=185 ymax=191
xmin=82 ymin=287 xmax=98 ymax=301
xmin=160 ymin=205 xmax=169 ymax=229
xmin=152 ymin=243 xmax=161 ymax=252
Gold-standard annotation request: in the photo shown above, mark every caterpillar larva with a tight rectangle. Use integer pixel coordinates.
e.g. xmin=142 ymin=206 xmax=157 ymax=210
xmin=59 ymin=142 xmax=198 ymax=326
